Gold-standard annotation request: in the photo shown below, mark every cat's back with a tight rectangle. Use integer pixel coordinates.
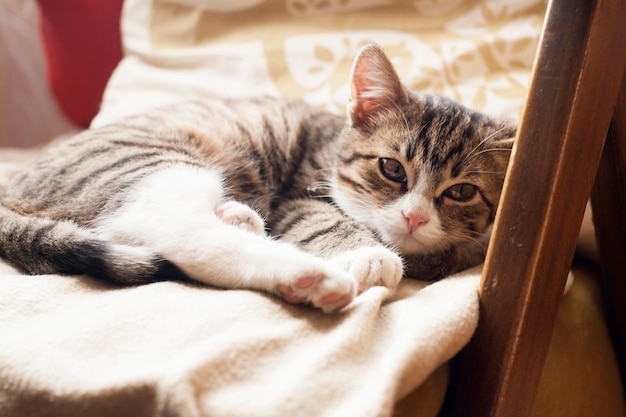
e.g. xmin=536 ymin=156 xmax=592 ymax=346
xmin=2 ymin=102 xmax=212 ymax=222
xmin=2 ymin=97 xmax=344 ymax=223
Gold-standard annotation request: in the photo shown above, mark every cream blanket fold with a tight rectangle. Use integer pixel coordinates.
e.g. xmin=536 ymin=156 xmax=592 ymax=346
xmin=0 ymin=152 xmax=480 ymax=417
xmin=0 ymin=268 xmax=480 ymax=417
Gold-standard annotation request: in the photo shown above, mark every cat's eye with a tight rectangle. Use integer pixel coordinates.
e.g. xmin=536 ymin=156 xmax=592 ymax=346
xmin=379 ymin=158 xmax=407 ymax=183
xmin=444 ymin=183 xmax=478 ymax=202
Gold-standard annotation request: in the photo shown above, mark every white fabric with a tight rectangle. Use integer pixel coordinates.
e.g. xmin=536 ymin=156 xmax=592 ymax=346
xmin=0 ymin=259 xmax=480 ymax=417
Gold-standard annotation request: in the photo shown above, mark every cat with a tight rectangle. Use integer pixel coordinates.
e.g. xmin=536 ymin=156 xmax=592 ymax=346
xmin=0 ymin=44 xmax=515 ymax=313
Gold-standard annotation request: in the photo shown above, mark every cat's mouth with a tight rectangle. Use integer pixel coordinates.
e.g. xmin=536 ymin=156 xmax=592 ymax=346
xmin=383 ymin=224 xmax=445 ymax=255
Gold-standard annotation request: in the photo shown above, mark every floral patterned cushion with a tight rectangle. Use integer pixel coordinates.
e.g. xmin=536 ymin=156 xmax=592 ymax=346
xmin=93 ymin=0 xmax=547 ymax=127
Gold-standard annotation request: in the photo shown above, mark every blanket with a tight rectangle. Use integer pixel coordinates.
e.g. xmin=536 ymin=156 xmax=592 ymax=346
xmin=0 ymin=151 xmax=480 ymax=417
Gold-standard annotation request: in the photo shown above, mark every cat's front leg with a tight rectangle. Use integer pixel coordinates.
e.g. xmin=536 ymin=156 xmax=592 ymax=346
xmin=329 ymin=246 xmax=403 ymax=292
xmin=269 ymin=199 xmax=403 ymax=293
xmin=99 ymin=167 xmax=356 ymax=313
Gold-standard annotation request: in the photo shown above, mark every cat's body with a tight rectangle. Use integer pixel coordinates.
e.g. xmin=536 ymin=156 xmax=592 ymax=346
xmin=0 ymin=45 xmax=515 ymax=312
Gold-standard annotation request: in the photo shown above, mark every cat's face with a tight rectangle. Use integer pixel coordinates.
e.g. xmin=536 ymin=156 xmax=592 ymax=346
xmin=331 ymin=44 xmax=515 ymax=255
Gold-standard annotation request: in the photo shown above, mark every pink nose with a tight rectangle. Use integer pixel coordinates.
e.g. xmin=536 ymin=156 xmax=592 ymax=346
xmin=403 ymin=211 xmax=429 ymax=233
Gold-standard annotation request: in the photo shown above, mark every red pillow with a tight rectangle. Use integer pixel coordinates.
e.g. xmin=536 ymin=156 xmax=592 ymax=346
xmin=37 ymin=0 xmax=124 ymax=127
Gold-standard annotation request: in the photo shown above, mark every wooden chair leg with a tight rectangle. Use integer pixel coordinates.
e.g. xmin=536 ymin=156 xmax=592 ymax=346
xmin=590 ymin=71 xmax=626 ymax=388
xmin=441 ymin=0 xmax=626 ymax=416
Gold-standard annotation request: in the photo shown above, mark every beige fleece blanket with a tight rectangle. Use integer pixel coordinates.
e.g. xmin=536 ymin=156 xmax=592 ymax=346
xmin=0 ymin=151 xmax=480 ymax=417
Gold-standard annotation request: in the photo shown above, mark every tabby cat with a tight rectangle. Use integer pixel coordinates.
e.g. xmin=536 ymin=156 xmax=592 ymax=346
xmin=0 ymin=44 xmax=515 ymax=312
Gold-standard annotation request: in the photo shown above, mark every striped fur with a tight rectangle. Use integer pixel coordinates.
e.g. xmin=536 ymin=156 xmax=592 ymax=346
xmin=0 ymin=44 xmax=515 ymax=310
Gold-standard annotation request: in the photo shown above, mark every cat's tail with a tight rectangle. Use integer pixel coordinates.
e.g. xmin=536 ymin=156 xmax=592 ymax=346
xmin=0 ymin=207 xmax=187 ymax=285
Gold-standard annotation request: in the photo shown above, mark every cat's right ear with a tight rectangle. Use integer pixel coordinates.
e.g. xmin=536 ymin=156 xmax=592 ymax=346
xmin=348 ymin=44 xmax=408 ymax=131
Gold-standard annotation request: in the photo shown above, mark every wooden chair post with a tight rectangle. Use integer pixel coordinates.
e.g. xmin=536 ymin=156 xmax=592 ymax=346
xmin=590 ymin=70 xmax=626 ymax=387
xmin=441 ymin=0 xmax=626 ymax=416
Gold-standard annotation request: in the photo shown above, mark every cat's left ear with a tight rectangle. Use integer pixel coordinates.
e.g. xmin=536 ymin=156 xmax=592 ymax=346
xmin=348 ymin=44 xmax=408 ymax=130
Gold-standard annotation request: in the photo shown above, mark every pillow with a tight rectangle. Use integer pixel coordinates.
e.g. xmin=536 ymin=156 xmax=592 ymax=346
xmin=37 ymin=0 xmax=124 ymax=127
xmin=93 ymin=0 xmax=547 ymax=127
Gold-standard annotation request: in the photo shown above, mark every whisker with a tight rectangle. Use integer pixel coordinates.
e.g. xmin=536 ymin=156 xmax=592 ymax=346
xmin=464 ymin=148 xmax=512 ymax=163
xmin=306 ymin=180 xmax=334 ymax=198
xmin=390 ymin=101 xmax=412 ymax=140
xmin=380 ymin=100 xmax=413 ymax=143
xmin=312 ymin=167 xmax=336 ymax=176
xmin=461 ymin=126 xmax=509 ymax=165
xmin=416 ymin=120 xmax=431 ymax=141
xmin=463 ymin=170 xmax=506 ymax=175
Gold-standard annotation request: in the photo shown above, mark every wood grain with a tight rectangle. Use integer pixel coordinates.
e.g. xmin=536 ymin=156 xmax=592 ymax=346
xmin=441 ymin=0 xmax=626 ymax=416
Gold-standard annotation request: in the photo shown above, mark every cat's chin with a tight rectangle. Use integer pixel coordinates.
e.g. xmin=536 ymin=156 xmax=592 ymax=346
xmin=397 ymin=237 xmax=441 ymax=255
xmin=379 ymin=231 xmax=445 ymax=255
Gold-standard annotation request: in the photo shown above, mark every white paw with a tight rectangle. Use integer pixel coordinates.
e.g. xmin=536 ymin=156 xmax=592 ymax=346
xmin=276 ymin=261 xmax=357 ymax=313
xmin=331 ymin=246 xmax=404 ymax=293
xmin=215 ymin=201 xmax=265 ymax=235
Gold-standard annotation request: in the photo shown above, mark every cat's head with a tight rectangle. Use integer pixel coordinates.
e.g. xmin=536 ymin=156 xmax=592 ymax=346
xmin=332 ymin=44 xmax=516 ymax=256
